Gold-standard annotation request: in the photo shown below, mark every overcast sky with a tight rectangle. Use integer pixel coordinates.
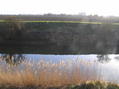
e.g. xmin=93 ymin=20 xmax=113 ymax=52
xmin=0 ymin=0 xmax=119 ymax=16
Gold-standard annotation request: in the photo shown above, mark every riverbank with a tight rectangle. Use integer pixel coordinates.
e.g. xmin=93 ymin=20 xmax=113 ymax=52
xmin=0 ymin=81 xmax=119 ymax=89
xmin=0 ymin=22 xmax=118 ymax=54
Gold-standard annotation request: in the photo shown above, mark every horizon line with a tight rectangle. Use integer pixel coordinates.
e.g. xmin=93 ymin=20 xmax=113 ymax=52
xmin=0 ymin=13 xmax=118 ymax=17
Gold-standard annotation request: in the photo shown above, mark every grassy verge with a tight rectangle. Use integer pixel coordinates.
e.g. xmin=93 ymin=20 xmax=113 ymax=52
xmin=0 ymin=20 xmax=118 ymax=25
xmin=66 ymin=81 xmax=119 ymax=89
xmin=1 ymin=19 xmax=119 ymax=26
xmin=0 ymin=81 xmax=119 ymax=89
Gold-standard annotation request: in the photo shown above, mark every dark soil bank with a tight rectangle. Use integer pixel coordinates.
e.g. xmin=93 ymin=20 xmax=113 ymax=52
xmin=0 ymin=22 xmax=119 ymax=54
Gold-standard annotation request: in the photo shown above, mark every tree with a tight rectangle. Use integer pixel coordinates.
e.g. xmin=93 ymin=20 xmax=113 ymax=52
xmin=97 ymin=55 xmax=111 ymax=63
xmin=5 ymin=17 xmax=24 ymax=40
xmin=1 ymin=54 xmax=25 ymax=66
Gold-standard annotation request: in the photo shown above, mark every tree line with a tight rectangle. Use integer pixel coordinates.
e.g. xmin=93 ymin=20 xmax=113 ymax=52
xmin=0 ymin=14 xmax=119 ymax=23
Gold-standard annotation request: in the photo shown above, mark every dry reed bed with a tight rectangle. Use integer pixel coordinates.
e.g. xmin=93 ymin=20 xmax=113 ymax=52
xmin=0 ymin=58 xmax=100 ymax=87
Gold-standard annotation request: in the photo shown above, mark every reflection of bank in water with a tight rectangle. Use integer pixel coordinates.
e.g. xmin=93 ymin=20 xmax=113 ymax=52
xmin=0 ymin=54 xmax=25 ymax=66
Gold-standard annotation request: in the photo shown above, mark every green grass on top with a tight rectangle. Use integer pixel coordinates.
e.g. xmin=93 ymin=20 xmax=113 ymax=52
xmin=0 ymin=19 xmax=119 ymax=25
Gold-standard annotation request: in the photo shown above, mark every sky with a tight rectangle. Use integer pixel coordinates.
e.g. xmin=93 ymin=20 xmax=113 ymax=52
xmin=0 ymin=0 xmax=119 ymax=16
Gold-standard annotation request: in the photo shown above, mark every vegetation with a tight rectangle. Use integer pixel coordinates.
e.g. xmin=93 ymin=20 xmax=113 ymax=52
xmin=0 ymin=81 xmax=119 ymax=89
xmin=67 ymin=81 xmax=119 ymax=89
xmin=1 ymin=54 xmax=25 ymax=66
xmin=0 ymin=58 xmax=118 ymax=89
xmin=0 ymin=58 xmax=99 ymax=87
xmin=0 ymin=21 xmax=119 ymax=54
xmin=4 ymin=17 xmax=24 ymax=40
xmin=0 ymin=15 xmax=119 ymax=54
xmin=0 ymin=15 xmax=119 ymax=89
xmin=1 ymin=14 xmax=119 ymax=23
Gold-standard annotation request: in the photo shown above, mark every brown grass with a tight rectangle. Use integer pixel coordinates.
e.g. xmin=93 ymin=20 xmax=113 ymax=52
xmin=0 ymin=58 xmax=100 ymax=87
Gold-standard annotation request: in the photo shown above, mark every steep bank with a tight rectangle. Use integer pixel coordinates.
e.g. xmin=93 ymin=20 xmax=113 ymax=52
xmin=0 ymin=22 xmax=119 ymax=54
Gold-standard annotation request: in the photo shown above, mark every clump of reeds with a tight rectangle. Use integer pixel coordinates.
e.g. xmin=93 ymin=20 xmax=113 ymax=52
xmin=66 ymin=80 xmax=119 ymax=89
xmin=0 ymin=58 xmax=100 ymax=87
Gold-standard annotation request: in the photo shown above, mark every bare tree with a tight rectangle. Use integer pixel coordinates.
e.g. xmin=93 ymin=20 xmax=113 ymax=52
xmin=5 ymin=17 xmax=24 ymax=40
xmin=1 ymin=54 xmax=25 ymax=66
xmin=97 ymin=55 xmax=111 ymax=63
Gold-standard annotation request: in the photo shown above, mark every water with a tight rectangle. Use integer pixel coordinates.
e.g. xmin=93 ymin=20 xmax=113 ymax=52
xmin=0 ymin=54 xmax=119 ymax=84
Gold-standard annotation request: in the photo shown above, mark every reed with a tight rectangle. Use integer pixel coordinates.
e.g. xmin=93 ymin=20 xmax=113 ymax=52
xmin=0 ymin=58 xmax=100 ymax=87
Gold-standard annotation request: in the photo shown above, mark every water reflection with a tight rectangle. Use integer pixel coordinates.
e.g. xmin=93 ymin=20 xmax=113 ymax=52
xmin=97 ymin=55 xmax=111 ymax=63
xmin=0 ymin=54 xmax=117 ymax=65
xmin=0 ymin=54 xmax=25 ymax=66
xmin=0 ymin=54 xmax=119 ymax=84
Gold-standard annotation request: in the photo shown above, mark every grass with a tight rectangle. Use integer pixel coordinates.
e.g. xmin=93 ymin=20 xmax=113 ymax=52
xmin=0 ymin=58 xmax=118 ymax=89
xmin=1 ymin=19 xmax=119 ymax=25
xmin=20 ymin=21 xmax=102 ymax=24
xmin=0 ymin=81 xmax=119 ymax=89
xmin=66 ymin=81 xmax=119 ymax=89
